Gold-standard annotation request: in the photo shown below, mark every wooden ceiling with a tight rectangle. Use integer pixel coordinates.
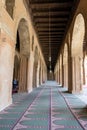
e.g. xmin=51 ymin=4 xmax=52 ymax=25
xmin=24 ymin=0 xmax=79 ymax=71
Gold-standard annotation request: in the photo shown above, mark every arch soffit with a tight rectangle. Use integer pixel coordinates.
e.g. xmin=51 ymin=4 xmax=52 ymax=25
xmin=14 ymin=15 xmax=30 ymax=43
xmin=71 ymin=13 xmax=85 ymax=56
xmin=15 ymin=17 xmax=30 ymax=56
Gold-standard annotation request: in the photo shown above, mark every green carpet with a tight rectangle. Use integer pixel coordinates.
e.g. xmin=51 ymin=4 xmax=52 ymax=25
xmin=0 ymin=81 xmax=87 ymax=130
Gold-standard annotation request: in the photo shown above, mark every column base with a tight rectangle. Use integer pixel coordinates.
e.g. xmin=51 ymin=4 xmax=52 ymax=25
xmin=68 ymin=88 xmax=82 ymax=94
xmin=0 ymin=98 xmax=12 ymax=111
xmin=28 ymin=87 xmax=33 ymax=93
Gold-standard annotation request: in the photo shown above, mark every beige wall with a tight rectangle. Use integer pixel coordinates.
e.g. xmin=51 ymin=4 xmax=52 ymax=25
xmin=0 ymin=0 xmax=47 ymax=111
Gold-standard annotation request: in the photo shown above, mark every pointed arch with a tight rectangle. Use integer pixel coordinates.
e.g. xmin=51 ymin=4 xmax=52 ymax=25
xmin=71 ymin=13 xmax=85 ymax=92
xmin=13 ymin=18 xmax=30 ymax=93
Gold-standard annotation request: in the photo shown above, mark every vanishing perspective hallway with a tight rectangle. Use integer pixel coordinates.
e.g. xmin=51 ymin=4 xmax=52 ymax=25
xmin=0 ymin=81 xmax=87 ymax=130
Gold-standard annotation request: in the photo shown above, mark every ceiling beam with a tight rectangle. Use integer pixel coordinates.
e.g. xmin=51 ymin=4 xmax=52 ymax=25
xmin=40 ymin=39 xmax=62 ymax=41
xmin=33 ymin=11 xmax=69 ymax=17
xmin=34 ymin=18 xmax=68 ymax=23
xmin=34 ymin=15 xmax=69 ymax=19
xmin=35 ymin=22 xmax=67 ymax=25
xmin=39 ymin=34 xmax=63 ymax=37
xmin=38 ymin=30 xmax=64 ymax=33
xmin=39 ymin=39 xmax=62 ymax=41
xmin=30 ymin=2 xmax=73 ymax=9
xmin=37 ymin=28 xmax=65 ymax=31
xmin=39 ymin=33 xmax=64 ymax=34
xmin=36 ymin=24 xmax=66 ymax=28
xmin=37 ymin=25 xmax=65 ymax=29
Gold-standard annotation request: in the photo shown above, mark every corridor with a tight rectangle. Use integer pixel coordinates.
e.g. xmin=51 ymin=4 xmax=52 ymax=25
xmin=0 ymin=81 xmax=87 ymax=130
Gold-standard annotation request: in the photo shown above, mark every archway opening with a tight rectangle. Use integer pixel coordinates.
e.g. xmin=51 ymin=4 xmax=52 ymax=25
xmin=13 ymin=18 xmax=30 ymax=93
xmin=12 ymin=31 xmax=20 ymax=94
xmin=71 ymin=14 xmax=85 ymax=93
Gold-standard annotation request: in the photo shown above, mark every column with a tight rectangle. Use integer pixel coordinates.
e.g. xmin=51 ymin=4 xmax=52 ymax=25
xmin=37 ymin=62 xmax=40 ymax=87
xmin=66 ymin=63 xmax=68 ymax=88
xmin=68 ymin=55 xmax=73 ymax=93
xmin=72 ymin=57 xmax=76 ymax=92
xmin=19 ymin=55 xmax=28 ymax=92
xmin=40 ymin=67 xmax=43 ymax=85
xmin=27 ymin=52 xmax=34 ymax=93
xmin=0 ymin=30 xmax=15 ymax=111
xmin=75 ymin=56 xmax=82 ymax=92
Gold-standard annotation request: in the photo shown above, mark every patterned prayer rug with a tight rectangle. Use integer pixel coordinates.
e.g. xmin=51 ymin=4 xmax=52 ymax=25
xmin=0 ymin=81 xmax=87 ymax=130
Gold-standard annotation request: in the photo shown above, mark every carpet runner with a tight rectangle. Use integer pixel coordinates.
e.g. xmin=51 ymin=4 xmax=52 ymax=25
xmin=0 ymin=81 xmax=87 ymax=130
